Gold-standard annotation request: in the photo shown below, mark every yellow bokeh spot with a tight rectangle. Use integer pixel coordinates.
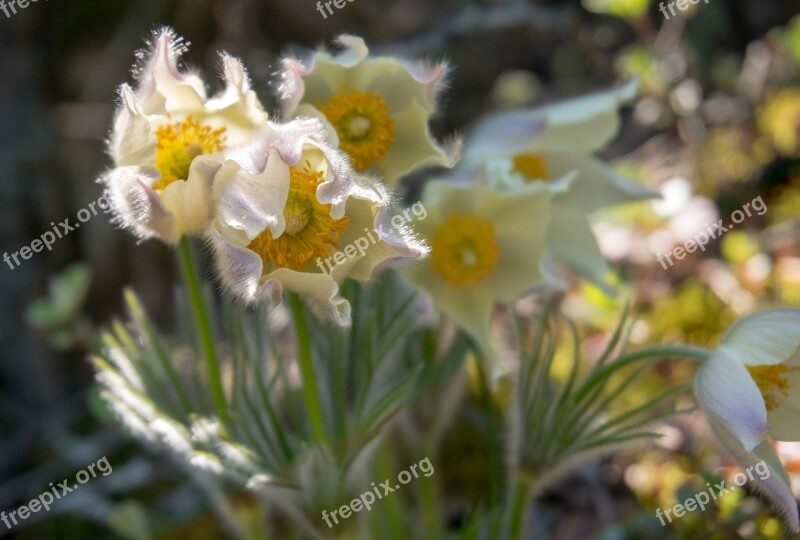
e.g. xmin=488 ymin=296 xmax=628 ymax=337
xmin=319 ymin=90 xmax=395 ymax=171
xmin=430 ymin=213 xmax=499 ymax=286
xmin=154 ymin=116 xmax=226 ymax=191
xmin=746 ymin=363 xmax=798 ymax=411
xmin=248 ymin=163 xmax=349 ymax=271
xmin=512 ymin=153 xmax=550 ymax=181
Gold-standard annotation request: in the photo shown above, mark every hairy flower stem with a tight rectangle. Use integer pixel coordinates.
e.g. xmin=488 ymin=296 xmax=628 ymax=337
xmin=288 ymin=292 xmax=328 ymax=444
xmin=178 ymin=236 xmax=231 ymax=430
xmin=509 ymin=474 xmax=535 ymax=540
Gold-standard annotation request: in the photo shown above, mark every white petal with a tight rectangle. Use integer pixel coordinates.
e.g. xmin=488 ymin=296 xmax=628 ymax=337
xmin=707 ymin=418 xmax=799 ymax=532
xmin=546 ymin=152 xmax=657 ymax=212
xmin=464 ymin=79 xmax=637 ymax=160
xmin=767 ymin=369 xmax=800 ymax=441
xmin=695 ymin=350 xmax=769 ymax=452
xmin=402 ymin=260 xmax=495 ymax=349
xmin=110 ymin=85 xmax=157 ymax=167
xmin=545 ymin=204 xmax=613 ymax=294
xmin=159 ymin=153 xmax=223 ymax=238
xmin=718 ymin=310 xmax=800 ymax=367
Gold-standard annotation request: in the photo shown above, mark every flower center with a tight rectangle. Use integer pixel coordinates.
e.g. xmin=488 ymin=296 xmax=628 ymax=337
xmin=430 ymin=213 xmax=499 ymax=286
xmin=247 ymin=163 xmax=349 ymax=271
xmin=154 ymin=116 xmax=226 ymax=191
xmin=512 ymin=153 xmax=550 ymax=181
xmin=319 ymin=90 xmax=395 ymax=171
xmin=746 ymin=363 xmax=798 ymax=411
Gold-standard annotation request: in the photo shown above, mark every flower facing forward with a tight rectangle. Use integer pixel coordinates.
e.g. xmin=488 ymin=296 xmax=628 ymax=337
xmin=401 ymin=175 xmax=553 ymax=347
xmin=207 ymin=118 xmax=427 ymax=326
xmin=461 ymin=79 xmax=654 ymax=293
xmin=101 ymin=29 xmax=269 ymax=243
xmin=695 ymin=310 xmax=800 ymax=531
xmin=279 ymin=35 xmax=459 ymax=187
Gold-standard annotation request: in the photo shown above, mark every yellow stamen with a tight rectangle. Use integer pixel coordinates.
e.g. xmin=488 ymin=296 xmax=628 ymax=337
xmin=746 ymin=363 xmax=798 ymax=411
xmin=319 ymin=90 xmax=394 ymax=171
xmin=512 ymin=153 xmax=549 ymax=181
xmin=430 ymin=213 xmax=499 ymax=286
xmin=154 ymin=116 xmax=226 ymax=191
xmin=248 ymin=163 xmax=349 ymax=271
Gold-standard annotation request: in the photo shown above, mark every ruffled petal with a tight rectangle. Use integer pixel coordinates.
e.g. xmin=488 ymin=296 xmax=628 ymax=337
xmin=379 ymin=101 xmax=460 ymax=186
xmin=135 ymin=28 xmax=206 ymax=116
xmin=203 ymin=54 xmax=269 ymax=146
xmin=265 ymin=268 xmax=351 ymax=327
xmin=717 ymin=310 xmax=800 ymax=368
xmin=356 ymin=58 xmax=447 ymax=113
xmin=214 ymin=148 xmax=291 ymax=240
xmin=99 ymin=166 xmax=176 ymax=242
xmin=332 ymin=198 xmax=428 ymax=282
xmin=695 ymin=350 xmax=770 ymax=452
xmin=206 ymin=222 xmax=280 ymax=305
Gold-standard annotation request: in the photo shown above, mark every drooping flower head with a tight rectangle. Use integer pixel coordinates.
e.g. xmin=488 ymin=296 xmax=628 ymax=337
xmin=695 ymin=310 xmax=800 ymax=531
xmin=208 ymin=118 xmax=427 ymax=327
xmin=101 ymin=28 xmax=269 ymax=243
xmin=279 ymin=35 xmax=460 ymax=187
xmin=401 ymin=171 xmax=554 ymax=347
xmin=462 ymin=79 xmax=654 ymax=293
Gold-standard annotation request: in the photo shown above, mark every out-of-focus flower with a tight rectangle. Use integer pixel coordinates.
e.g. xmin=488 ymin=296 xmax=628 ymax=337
xmin=460 ymin=79 xmax=653 ymax=293
xmin=695 ymin=310 xmax=800 ymax=531
xmin=758 ymin=88 xmax=800 ymax=157
xmin=279 ymin=35 xmax=459 ymax=187
xmin=401 ymin=176 xmax=553 ymax=347
xmin=207 ymin=118 xmax=426 ymax=327
xmin=101 ymin=28 xmax=269 ymax=243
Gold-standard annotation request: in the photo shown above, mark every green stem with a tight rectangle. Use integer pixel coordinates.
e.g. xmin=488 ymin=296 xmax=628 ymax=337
xmin=177 ymin=237 xmax=231 ymax=429
xmin=509 ymin=474 xmax=534 ymax=539
xmin=287 ymin=292 xmax=328 ymax=444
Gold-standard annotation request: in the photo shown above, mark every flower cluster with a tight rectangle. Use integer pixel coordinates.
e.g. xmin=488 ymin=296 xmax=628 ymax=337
xmin=100 ymin=29 xmax=437 ymax=326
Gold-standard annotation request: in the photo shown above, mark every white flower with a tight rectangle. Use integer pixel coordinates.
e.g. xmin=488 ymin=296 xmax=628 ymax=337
xmin=461 ymin=79 xmax=654 ymax=293
xmin=279 ymin=35 xmax=460 ymax=187
xmin=401 ymin=175 xmax=554 ymax=347
xmin=207 ymin=118 xmax=427 ymax=327
xmin=695 ymin=310 xmax=800 ymax=531
xmin=100 ymin=28 xmax=269 ymax=243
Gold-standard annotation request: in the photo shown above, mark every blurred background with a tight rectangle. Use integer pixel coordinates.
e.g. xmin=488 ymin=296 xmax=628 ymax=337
xmin=1 ymin=0 xmax=800 ymax=537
